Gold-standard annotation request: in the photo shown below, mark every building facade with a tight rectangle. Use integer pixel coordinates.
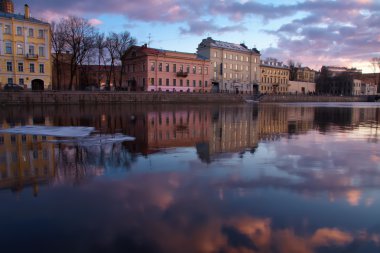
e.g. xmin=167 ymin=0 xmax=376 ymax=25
xmin=296 ymin=67 xmax=316 ymax=83
xmin=0 ymin=2 xmax=51 ymax=90
xmin=288 ymin=81 xmax=316 ymax=94
xmin=124 ymin=45 xmax=211 ymax=92
xmin=260 ymin=58 xmax=290 ymax=94
xmin=197 ymin=37 xmax=261 ymax=94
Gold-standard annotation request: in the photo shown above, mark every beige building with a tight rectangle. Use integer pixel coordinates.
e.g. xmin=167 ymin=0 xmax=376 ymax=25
xmin=0 ymin=1 xmax=51 ymax=90
xmin=296 ymin=67 xmax=316 ymax=83
xmin=197 ymin=37 xmax=261 ymax=94
xmin=288 ymin=81 xmax=316 ymax=94
xmin=260 ymin=58 xmax=290 ymax=94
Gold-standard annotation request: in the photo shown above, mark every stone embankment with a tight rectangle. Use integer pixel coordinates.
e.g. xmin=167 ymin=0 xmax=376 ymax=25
xmin=0 ymin=91 xmax=245 ymax=105
xmin=0 ymin=92 xmax=375 ymax=105
xmin=259 ymin=94 xmax=371 ymax=103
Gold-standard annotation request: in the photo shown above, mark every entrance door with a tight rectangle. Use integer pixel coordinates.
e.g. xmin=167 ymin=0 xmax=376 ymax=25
xmin=31 ymin=79 xmax=44 ymax=91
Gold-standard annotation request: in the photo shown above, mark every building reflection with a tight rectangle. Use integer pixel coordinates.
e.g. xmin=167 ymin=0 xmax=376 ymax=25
xmin=0 ymin=120 xmax=56 ymax=196
xmin=0 ymin=104 xmax=379 ymax=194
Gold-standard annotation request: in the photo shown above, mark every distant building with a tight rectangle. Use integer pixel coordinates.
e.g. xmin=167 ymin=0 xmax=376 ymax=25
xmin=316 ymin=66 xmax=364 ymax=95
xmin=197 ymin=37 xmax=261 ymax=94
xmin=260 ymin=58 xmax=290 ymax=94
xmin=296 ymin=67 xmax=316 ymax=83
xmin=124 ymin=44 xmax=211 ymax=92
xmin=0 ymin=1 xmax=51 ymax=90
xmin=288 ymin=81 xmax=316 ymax=94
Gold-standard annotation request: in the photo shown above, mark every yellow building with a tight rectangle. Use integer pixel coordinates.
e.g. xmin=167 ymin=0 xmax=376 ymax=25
xmin=0 ymin=1 xmax=51 ymax=90
xmin=260 ymin=58 xmax=290 ymax=94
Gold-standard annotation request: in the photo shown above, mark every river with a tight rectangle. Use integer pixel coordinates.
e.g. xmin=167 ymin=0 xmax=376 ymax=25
xmin=0 ymin=103 xmax=379 ymax=253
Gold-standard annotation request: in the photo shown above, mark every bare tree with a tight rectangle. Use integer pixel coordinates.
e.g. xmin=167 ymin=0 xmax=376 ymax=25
xmin=288 ymin=60 xmax=301 ymax=81
xmin=62 ymin=16 xmax=96 ymax=90
xmin=113 ymin=32 xmax=136 ymax=88
xmin=51 ymin=21 xmax=66 ymax=90
xmin=105 ymin=33 xmax=118 ymax=90
xmin=94 ymin=33 xmax=106 ymax=88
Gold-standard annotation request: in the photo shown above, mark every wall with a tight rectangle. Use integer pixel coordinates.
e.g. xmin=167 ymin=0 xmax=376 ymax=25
xmin=288 ymin=81 xmax=316 ymax=94
xmin=0 ymin=91 xmax=245 ymax=105
xmin=260 ymin=94 xmax=369 ymax=103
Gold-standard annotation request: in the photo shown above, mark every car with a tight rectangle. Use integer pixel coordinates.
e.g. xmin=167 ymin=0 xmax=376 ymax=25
xmin=3 ymin=84 xmax=24 ymax=91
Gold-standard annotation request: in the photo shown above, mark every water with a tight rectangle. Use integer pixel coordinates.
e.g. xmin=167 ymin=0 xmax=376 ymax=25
xmin=0 ymin=103 xmax=380 ymax=253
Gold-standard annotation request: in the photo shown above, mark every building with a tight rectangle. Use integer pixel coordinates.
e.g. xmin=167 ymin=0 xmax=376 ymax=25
xmin=0 ymin=1 xmax=51 ymax=90
xmin=197 ymin=37 xmax=261 ymax=94
xmin=260 ymin=58 xmax=290 ymax=94
xmin=288 ymin=81 xmax=316 ymax=94
xmin=296 ymin=67 xmax=316 ymax=83
xmin=316 ymin=66 xmax=364 ymax=95
xmin=52 ymin=52 xmax=121 ymax=90
xmin=124 ymin=44 xmax=211 ymax=92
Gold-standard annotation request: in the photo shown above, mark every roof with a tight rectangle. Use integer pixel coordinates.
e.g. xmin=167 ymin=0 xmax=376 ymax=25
xmin=0 ymin=11 xmax=49 ymax=25
xmin=128 ymin=45 xmax=209 ymax=61
xmin=200 ymin=37 xmax=260 ymax=54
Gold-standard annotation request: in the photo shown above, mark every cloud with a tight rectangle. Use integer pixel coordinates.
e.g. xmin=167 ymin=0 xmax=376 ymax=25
xmin=180 ymin=20 xmax=247 ymax=36
xmin=16 ymin=0 xmax=380 ymax=71
xmin=88 ymin=18 xmax=103 ymax=27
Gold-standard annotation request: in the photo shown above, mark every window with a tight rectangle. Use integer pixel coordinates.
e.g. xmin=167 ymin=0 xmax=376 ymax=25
xmin=159 ymin=78 xmax=162 ymax=86
xmin=4 ymin=25 xmax=11 ymax=34
xmin=19 ymin=78 xmax=24 ymax=85
xmin=39 ymin=64 xmax=44 ymax=73
xmin=18 ymin=62 xmax=24 ymax=72
xmin=28 ymin=28 xmax=34 ymax=37
xmin=166 ymin=79 xmax=169 ymax=86
xmin=186 ymin=65 xmax=190 ymax=73
xmin=214 ymin=72 xmax=217 ymax=78
xmin=30 ymin=63 xmax=35 ymax=73
xmin=29 ymin=45 xmax=35 ymax=55
xmin=205 ymin=81 xmax=208 ymax=87
xmin=165 ymin=63 xmax=169 ymax=72
xmin=17 ymin=44 xmax=23 ymax=55
xmin=6 ymin=62 xmax=12 ymax=72
xmin=224 ymin=53 xmax=227 ymax=59
xmin=193 ymin=80 xmax=196 ymax=87
xmin=173 ymin=64 xmax=176 ymax=72
xmin=180 ymin=65 xmax=183 ymax=72
xmin=198 ymin=66 xmax=202 ymax=74
xmin=213 ymin=51 xmax=217 ymax=57
xmin=159 ymin=62 xmax=162 ymax=72
xmin=173 ymin=79 xmax=176 ymax=86
xmin=150 ymin=78 xmax=154 ymax=85
xmin=8 ymin=78 xmax=13 ymax=84
xmin=192 ymin=66 xmax=196 ymax=74
xmin=186 ymin=80 xmax=190 ymax=87
xmin=38 ymin=46 xmax=45 ymax=57
xmin=38 ymin=29 xmax=44 ymax=38
xmin=150 ymin=62 xmax=155 ymax=71
xmin=180 ymin=79 xmax=183 ymax=86
xmin=5 ymin=42 xmax=12 ymax=54
xmin=17 ymin=27 xmax=22 ymax=36
xmin=213 ymin=62 xmax=217 ymax=68
xmin=205 ymin=67 xmax=208 ymax=75
xmin=199 ymin=81 xmax=202 ymax=87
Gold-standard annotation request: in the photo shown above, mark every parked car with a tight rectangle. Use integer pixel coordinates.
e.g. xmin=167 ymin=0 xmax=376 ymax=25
xmin=3 ymin=84 xmax=24 ymax=91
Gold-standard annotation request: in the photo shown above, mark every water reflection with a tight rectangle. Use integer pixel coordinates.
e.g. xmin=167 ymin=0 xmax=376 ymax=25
xmin=0 ymin=103 xmax=380 ymax=253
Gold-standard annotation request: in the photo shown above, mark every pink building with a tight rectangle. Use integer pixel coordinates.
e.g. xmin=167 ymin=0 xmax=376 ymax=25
xmin=124 ymin=45 xmax=211 ymax=92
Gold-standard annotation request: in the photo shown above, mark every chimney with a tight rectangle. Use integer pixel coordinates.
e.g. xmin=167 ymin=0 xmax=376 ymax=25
xmin=24 ymin=4 xmax=30 ymax=19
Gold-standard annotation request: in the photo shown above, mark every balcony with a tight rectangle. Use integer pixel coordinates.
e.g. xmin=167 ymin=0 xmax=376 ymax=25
xmin=176 ymin=71 xmax=188 ymax=78
xmin=26 ymin=54 xmax=38 ymax=60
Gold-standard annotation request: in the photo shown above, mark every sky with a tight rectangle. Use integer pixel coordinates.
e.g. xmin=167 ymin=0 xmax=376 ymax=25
xmin=14 ymin=0 xmax=380 ymax=73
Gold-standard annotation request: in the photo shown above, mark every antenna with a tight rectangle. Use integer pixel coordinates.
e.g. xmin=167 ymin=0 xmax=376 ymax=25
xmin=148 ymin=33 xmax=152 ymax=47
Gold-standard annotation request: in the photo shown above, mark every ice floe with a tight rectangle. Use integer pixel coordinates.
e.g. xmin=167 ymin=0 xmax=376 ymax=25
xmin=0 ymin=125 xmax=95 ymax=138
xmin=49 ymin=134 xmax=135 ymax=146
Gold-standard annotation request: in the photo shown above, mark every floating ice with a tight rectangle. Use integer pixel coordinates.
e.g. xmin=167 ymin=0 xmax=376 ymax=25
xmin=0 ymin=125 xmax=95 ymax=138
xmin=49 ymin=134 xmax=135 ymax=146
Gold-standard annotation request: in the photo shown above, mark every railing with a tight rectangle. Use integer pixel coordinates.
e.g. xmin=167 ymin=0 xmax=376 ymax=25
xmin=26 ymin=54 xmax=38 ymax=60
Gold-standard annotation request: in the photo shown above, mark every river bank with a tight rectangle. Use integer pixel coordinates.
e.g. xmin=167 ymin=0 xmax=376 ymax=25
xmin=0 ymin=91 xmax=376 ymax=105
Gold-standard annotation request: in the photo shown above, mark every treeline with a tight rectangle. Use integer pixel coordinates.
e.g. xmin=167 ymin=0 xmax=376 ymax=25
xmin=51 ymin=16 xmax=136 ymax=90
